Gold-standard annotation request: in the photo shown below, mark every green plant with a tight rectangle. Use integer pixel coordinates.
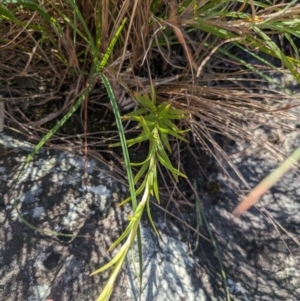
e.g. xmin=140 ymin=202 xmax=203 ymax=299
xmin=6 ymin=1 xmax=128 ymax=231
xmin=2 ymin=0 xmax=300 ymax=301
xmin=91 ymin=84 xmax=189 ymax=301
xmin=1 ymin=1 xmax=190 ymax=300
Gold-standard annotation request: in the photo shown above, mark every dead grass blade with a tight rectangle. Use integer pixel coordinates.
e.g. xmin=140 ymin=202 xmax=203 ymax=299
xmin=233 ymin=146 xmax=300 ymax=217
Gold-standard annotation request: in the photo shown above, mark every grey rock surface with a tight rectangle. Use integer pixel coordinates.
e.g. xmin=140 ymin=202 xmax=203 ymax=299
xmin=0 ymin=94 xmax=300 ymax=301
xmin=0 ymin=131 xmax=129 ymax=301
xmin=203 ymin=101 xmax=300 ymax=300
xmin=0 ymin=131 xmax=207 ymax=301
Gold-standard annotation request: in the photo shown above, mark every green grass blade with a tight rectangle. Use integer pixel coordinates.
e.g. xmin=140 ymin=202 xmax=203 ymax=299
xmin=15 ymin=81 xmax=95 ymax=180
xmin=134 ymin=92 xmax=156 ymax=111
xmin=98 ymin=72 xmax=145 ymax=295
xmin=219 ymin=45 xmax=300 ymax=97
xmin=193 ymin=182 xmax=231 ymax=301
xmin=253 ymin=27 xmax=300 ymax=82
xmin=65 ymin=0 xmax=96 ymax=50
xmin=123 ymin=108 xmax=149 ymax=117
xmin=0 ymin=5 xmax=23 ymax=25
xmin=91 ymin=243 xmax=128 ymax=275
xmin=11 ymin=80 xmax=95 ymax=239
xmin=97 ymin=18 xmax=127 ymax=72
xmin=146 ymin=195 xmax=159 ymax=236
xmin=12 ymin=204 xmax=88 ymax=239
xmin=98 ymin=73 xmax=137 ymax=211
xmin=160 ymin=132 xmax=172 ymax=153
xmin=134 ymin=161 xmax=150 ymax=184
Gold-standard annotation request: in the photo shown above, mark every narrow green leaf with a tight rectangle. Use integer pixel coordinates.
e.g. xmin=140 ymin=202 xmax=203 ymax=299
xmin=98 ymin=73 xmax=137 ymax=211
xmin=165 ymin=108 xmax=190 ymax=116
xmin=160 ymin=132 xmax=172 ymax=153
xmin=157 ymin=102 xmax=171 ymax=114
xmin=58 ymin=0 xmax=93 ymax=46
xmin=98 ymin=18 xmax=127 ymax=72
xmin=163 ymin=128 xmax=190 ymax=143
xmin=156 ymin=140 xmax=187 ymax=179
xmin=119 ymin=178 xmax=147 ymax=206
xmin=150 ymin=82 xmax=156 ymax=106
xmin=95 ymin=249 xmax=127 ymax=301
xmin=0 ymin=5 xmax=23 ymax=25
xmin=139 ymin=115 xmax=153 ymax=137
xmin=253 ymin=27 xmax=300 ymax=82
xmin=159 ymin=118 xmax=181 ymax=132
xmin=91 ymin=243 xmax=128 ymax=275
xmin=15 ymin=79 xmax=95 ymax=185
xmin=109 ymin=133 xmax=149 ymax=148
xmin=134 ymin=92 xmax=156 ymax=111
xmin=157 ymin=124 xmax=189 ymax=142
xmin=225 ymin=44 xmax=300 ymax=98
xmin=123 ymin=107 xmax=149 ymax=117
xmin=134 ymin=161 xmax=150 ymax=184
xmin=146 ymin=197 xmax=159 ymax=236
xmin=156 ymin=152 xmax=177 ymax=180
xmin=95 ymin=1 xmax=102 ymax=50
xmin=142 ymin=114 xmax=157 ymax=126
xmin=283 ymin=33 xmax=299 ymax=60
xmin=152 ymin=165 xmax=160 ymax=203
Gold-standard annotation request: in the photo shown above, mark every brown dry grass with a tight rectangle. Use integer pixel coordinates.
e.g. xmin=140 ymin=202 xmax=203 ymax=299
xmin=1 ymin=0 xmax=299 ymax=207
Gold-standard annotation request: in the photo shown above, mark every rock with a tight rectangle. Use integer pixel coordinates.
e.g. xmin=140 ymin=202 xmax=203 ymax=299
xmin=0 ymin=130 xmax=207 ymax=301
xmin=1 ymin=92 xmax=300 ymax=300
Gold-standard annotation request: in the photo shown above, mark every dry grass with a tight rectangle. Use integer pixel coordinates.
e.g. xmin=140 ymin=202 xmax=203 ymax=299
xmin=1 ymin=0 xmax=299 ymax=208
